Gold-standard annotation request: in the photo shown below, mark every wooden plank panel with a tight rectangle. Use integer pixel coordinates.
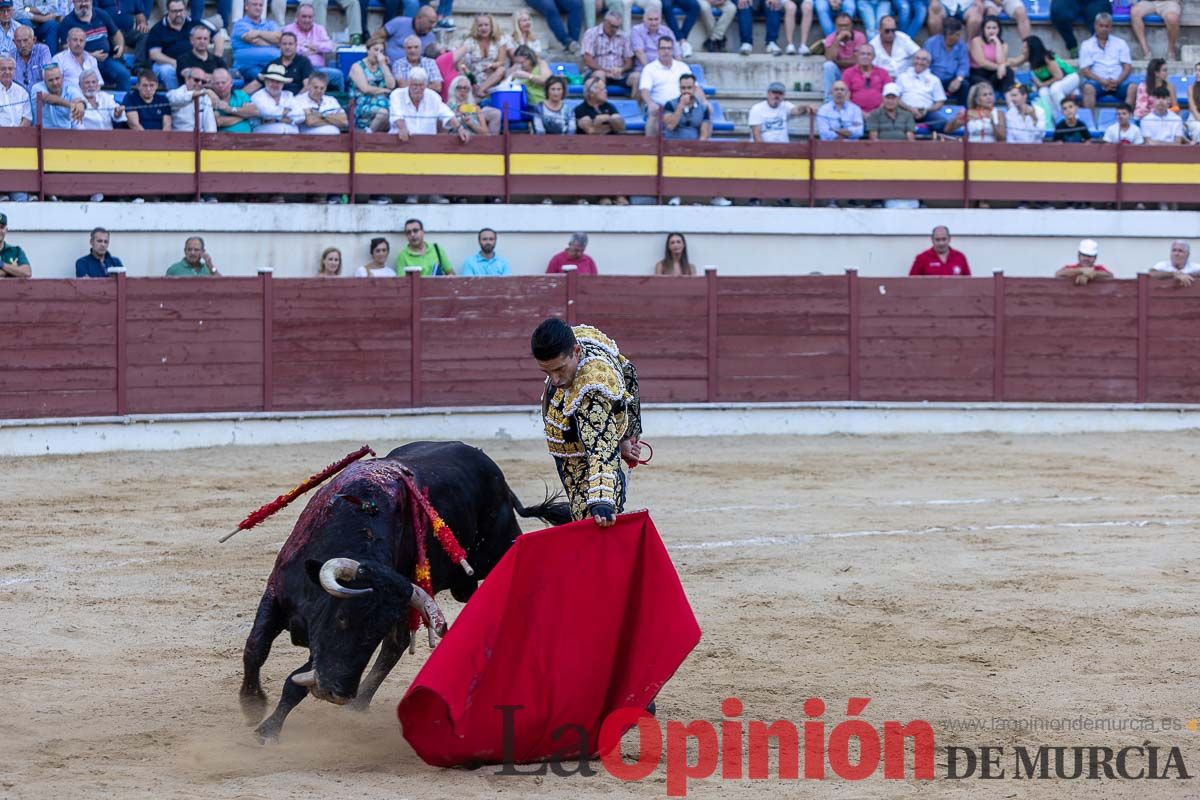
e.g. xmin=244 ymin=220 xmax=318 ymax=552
xmin=126 ymin=278 xmax=261 ymax=297
xmin=126 ymin=295 xmax=263 ymax=321
xmin=127 ymin=384 xmax=263 ymax=413
xmin=126 ymin=318 xmax=262 ymax=342
xmin=273 ymin=383 xmax=413 ymax=410
xmin=0 ymin=300 xmax=117 ymax=325
xmin=716 ymin=375 xmax=849 ymax=402
xmin=0 ymin=368 xmax=115 ymax=392
xmin=1004 ymin=356 xmax=1138 ymax=378
xmin=718 ymin=354 xmax=850 ymax=379
xmin=1003 ymin=377 xmax=1137 ymax=402
xmin=0 ymin=280 xmax=117 ymax=302
xmin=0 ymin=390 xmax=116 ymax=418
xmin=126 ymin=363 xmax=262 ymax=388
xmin=718 ymin=294 xmax=850 ymax=316
xmin=860 ymin=379 xmax=994 ymax=401
xmin=275 ymin=361 xmax=412 ymax=383
xmin=860 ymin=355 xmax=993 ymax=381
xmin=719 ymin=314 xmax=849 ymax=336
xmin=0 ymin=323 xmax=115 ymax=347
xmin=0 ymin=345 xmax=114 ymax=370
xmin=718 ymin=335 xmax=848 ymax=356
xmin=128 ymin=341 xmax=263 ymax=366
xmin=860 ymin=336 xmax=993 ymax=357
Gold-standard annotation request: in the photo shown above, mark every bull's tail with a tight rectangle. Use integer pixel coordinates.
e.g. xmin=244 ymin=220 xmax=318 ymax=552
xmin=509 ymin=484 xmax=573 ymax=527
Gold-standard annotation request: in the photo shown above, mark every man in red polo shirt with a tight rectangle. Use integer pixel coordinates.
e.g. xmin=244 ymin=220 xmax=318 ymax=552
xmin=1055 ymin=239 xmax=1111 ymax=285
xmin=909 ymin=225 xmax=971 ymax=276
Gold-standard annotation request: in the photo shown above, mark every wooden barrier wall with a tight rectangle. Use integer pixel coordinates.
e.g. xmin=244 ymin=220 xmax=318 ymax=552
xmin=3 ymin=272 xmax=1199 ymax=420
xmin=4 ymin=128 xmax=1200 ymax=204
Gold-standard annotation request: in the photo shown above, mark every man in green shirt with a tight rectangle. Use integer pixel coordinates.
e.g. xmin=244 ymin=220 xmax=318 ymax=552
xmin=166 ymin=236 xmax=220 ymax=276
xmin=395 ymin=218 xmax=453 ymax=276
xmin=0 ymin=213 xmax=32 ymax=278
xmin=211 ymin=67 xmax=257 ymax=133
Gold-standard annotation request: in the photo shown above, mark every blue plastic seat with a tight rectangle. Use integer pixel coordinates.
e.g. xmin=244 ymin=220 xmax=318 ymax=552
xmin=611 ymin=97 xmax=646 ymax=132
xmin=1071 ymin=107 xmax=1098 ymax=136
xmin=709 ymin=99 xmax=734 ymax=132
xmin=1168 ymin=75 xmax=1191 ymax=105
xmin=1014 ymin=69 xmax=1033 ymax=87
xmin=1096 ymin=107 xmax=1118 ymax=131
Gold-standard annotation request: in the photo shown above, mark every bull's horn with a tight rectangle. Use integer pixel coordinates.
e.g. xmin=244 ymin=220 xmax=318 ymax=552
xmin=410 ymin=585 xmax=448 ymax=640
xmin=291 ymin=670 xmax=317 ymax=687
xmin=319 ymin=557 xmax=373 ymax=599
xmin=458 ymin=558 xmax=474 ymax=577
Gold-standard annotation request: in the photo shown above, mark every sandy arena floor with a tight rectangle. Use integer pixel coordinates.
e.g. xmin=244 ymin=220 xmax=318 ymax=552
xmin=3 ymin=432 xmax=1200 ymax=799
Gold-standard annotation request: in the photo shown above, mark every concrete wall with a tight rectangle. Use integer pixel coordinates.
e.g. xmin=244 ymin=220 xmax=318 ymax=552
xmin=3 ymin=202 xmax=1198 ymax=280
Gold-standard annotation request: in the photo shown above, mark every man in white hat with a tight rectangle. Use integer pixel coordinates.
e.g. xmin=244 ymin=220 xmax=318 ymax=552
xmin=250 ymin=61 xmax=298 ymax=133
xmin=865 ymin=81 xmax=915 ymax=140
xmin=1056 ymin=239 xmax=1112 ymax=285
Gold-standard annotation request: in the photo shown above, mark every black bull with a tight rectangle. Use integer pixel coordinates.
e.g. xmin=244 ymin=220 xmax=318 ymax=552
xmin=239 ymin=441 xmax=571 ymax=742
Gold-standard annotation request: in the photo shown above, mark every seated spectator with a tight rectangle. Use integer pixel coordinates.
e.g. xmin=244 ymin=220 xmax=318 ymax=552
xmin=574 ymin=75 xmax=625 ymax=134
xmin=582 ymin=10 xmax=634 ymax=92
xmin=525 ymin=0 xmax=583 ymax=55
xmin=1 ymin=4 xmax=18 ymax=56
xmin=95 ymin=0 xmax=149 ymax=51
xmin=782 ymin=0 xmax=816 ymax=56
xmin=1128 ymin=58 xmax=1169 ymax=120
xmin=145 ymin=0 xmax=192 ymax=90
xmin=655 ymin=232 xmax=694 ymax=275
xmin=663 ymin=72 xmax=710 ymax=140
xmin=631 ymin=3 xmax=677 ymax=73
xmin=389 ymin=67 xmax=467 ymax=141
xmin=1148 ymin=240 xmax=1198 ymax=286
xmin=447 ymin=74 xmax=499 ymax=134
xmin=944 ymin=81 xmax=1004 ymax=141
xmin=12 ymin=0 xmax=58 ymax=52
xmin=58 ymin=0 xmax=130 ymax=91
xmin=78 ymin=67 xmax=124 ymax=129
xmin=869 ymin=16 xmax=918 ymax=78
xmin=909 ymin=225 xmax=970 ymax=276
xmin=1052 ymin=97 xmax=1089 ymax=142
xmin=251 ymin=63 xmax=297 ymax=133
xmin=924 ymin=16 xmax=967 ymax=107
xmin=1140 ymin=86 xmax=1185 ymax=145
xmin=75 ymin=226 xmax=122 ymax=277
xmin=1003 ymin=83 xmax=1044 ymax=143
xmin=175 ymin=23 xmax=223 ymax=87
xmin=384 ymin=7 xmax=439 ymax=67
xmin=166 ymin=66 xmax=216 ymax=131
xmin=896 ymin=49 xmax=946 ymax=126
xmin=52 ymin=27 xmax=98 ymax=90
xmin=821 ymin=12 xmax=863 ymax=99
xmin=461 ymin=227 xmax=511 ymax=275
xmin=842 ymin=43 xmax=889 ymax=113
xmin=453 ymin=13 xmax=506 ymax=97
xmin=292 ymin=72 xmax=345 ymax=133
xmin=506 ymin=44 xmax=550 ymax=106
xmin=244 ymin=31 xmax=312 ymax=95
xmin=166 ymin=236 xmax=219 ymax=276
xmin=1188 ymin=62 xmax=1200 ymax=144
xmin=503 ymin=9 xmax=544 ymax=57
xmin=285 ymin=3 xmax=344 ymax=92
xmin=350 ymin=31 xmax=395 ymax=132
xmin=211 ymin=66 xmax=256 ymax=132
xmin=866 ymin=82 xmax=915 ymax=139
xmin=1048 ymin=0 xmax=1099 ymax=55
xmin=318 ymin=246 xmax=342 ymax=276
xmin=231 ymin=0 xmax=281 ymax=83
xmin=546 ymin=232 xmax=598 ymax=274
xmin=815 ymin=79 xmax=864 ymax=140
xmin=664 ymin=0 xmax=700 ymax=54
xmin=1102 ymin=102 xmax=1144 ymax=144
xmin=736 ymin=0 xmax=783 ymax=55
xmin=750 ymin=81 xmax=814 ymax=142
xmin=125 ymin=71 xmax=171 ymax=129
xmin=355 ymin=237 xmax=395 ymax=277
xmin=639 ymin=34 xmax=689 ymax=135
xmin=1130 ymin=0 xmax=1180 ymax=61
xmin=394 ymin=33 xmax=443 ymax=93
xmin=699 ymin=0 xmax=735 ymax=52
xmin=0 ymin=54 xmax=31 ymax=127
xmin=397 ymin=218 xmax=453 ymax=275
xmin=532 ymin=75 xmax=575 ymax=133
xmin=1056 ymin=239 xmax=1111 ymax=285
xmin=1079 ymin=13 xmax=1132 ymax=111
xmin=0 ymin=212 xmax=32 ymax=278
xmin=12 ymin=25 xmax=51 ymax=91
xmin=1022 ymin=35 xmax=1078 ymax=112
xmin=968 ymin=16 xmax=1014 ymax=95
xmin=31 ymin=63 xmax=84 ymax=128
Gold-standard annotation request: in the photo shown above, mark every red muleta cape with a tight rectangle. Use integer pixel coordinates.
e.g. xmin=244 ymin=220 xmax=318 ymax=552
xmin=397 ymin=510 xmax=701 ymax=767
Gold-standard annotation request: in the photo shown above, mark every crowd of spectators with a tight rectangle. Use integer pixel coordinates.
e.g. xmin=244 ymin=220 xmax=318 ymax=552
xmin=1 ymin=215 xmax=1195 ymax=286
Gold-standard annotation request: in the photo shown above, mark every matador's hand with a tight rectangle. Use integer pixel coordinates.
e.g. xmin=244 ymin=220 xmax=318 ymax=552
xmin=620 ymin=437 xmax=642 ymax=467
xmin=592 ymin=504 xmax=616 ymax=528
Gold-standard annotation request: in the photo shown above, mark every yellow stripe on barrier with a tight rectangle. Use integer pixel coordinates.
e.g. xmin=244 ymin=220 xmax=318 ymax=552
xmin=202 ymin=150 xmax=350 ymax=174
xmin=815 ymin=158 xmax=963 ymax=181
xmin=1121 ymin=162 xmax=1200 ymax=185
xmin=969 ymin=160 xmax=1116 ymax=184
xmin=663 ymin=156 xmax=809 ymax=181
xmin=0 ymin=147 xmax=38 ymax=171
xmin=44 ymin=148 xmax=193 ymax=174
xmin=509 ymin=153 xmax=657 ymax=177
xmin=355 ymin=151 xmax=505 ymax=176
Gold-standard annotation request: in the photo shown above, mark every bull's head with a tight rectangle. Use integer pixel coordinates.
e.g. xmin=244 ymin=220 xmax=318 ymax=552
xmin=293 ymin=557 xmax=447 ymax=704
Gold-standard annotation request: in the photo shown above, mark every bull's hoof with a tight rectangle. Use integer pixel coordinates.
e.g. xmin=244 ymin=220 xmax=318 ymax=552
xmin=348 ymin=696 xmax=373 ymax=713
xmin=240 ymin=690 xmax=268 ymax=726
xmin=254 ymin=723 xmax=280 ymax=745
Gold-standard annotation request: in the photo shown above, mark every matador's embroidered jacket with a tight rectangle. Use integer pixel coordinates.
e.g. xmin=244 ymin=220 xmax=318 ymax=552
xmin=541 ymin=325 xmax=643 ymax=521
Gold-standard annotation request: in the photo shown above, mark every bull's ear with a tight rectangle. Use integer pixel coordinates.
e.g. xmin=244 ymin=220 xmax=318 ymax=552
xmin=305 ymin=559 xmax=324 ymax=586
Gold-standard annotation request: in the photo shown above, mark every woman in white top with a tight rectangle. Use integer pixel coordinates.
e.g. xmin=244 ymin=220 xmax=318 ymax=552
xmin=1003 ymin=83 xmax=1045 ymax=143
xmin=78 ymin=69 xmax=125 ymax=130
xmin=503 ymin=9 xmax=543 ymax=58
xmin=944 ymin=81 xmax=1005 ymax=143
xmin=355 ymin=237 xmax=396 ymax=278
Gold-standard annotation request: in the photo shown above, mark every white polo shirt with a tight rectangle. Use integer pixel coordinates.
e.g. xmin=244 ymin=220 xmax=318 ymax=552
xmin=895 ymin=67 xmax=946 ymax=110
xmin=869 ymin=31 xmax=919 ymax=78
xmin=291 ymin=91 xmax=343 ymax=134
xmin=1139 ymin=110 xmax=1184 ymax=143
xmin=388 ymin=86 xmax=454 ymax=135
xmin=51 ymin=49 xmax=98 ymax=90
xmin=0 ymin=80 xmax=31 ymax=127
xmin=1079 ymin=34 xmax=1131 ymax=82
xmin=638 ymin=57 xmax=690 ymax=106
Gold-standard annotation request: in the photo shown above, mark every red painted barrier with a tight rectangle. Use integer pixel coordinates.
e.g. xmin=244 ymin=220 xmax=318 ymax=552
xmin=5 ymin=274 xmax=1200 ymax=421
